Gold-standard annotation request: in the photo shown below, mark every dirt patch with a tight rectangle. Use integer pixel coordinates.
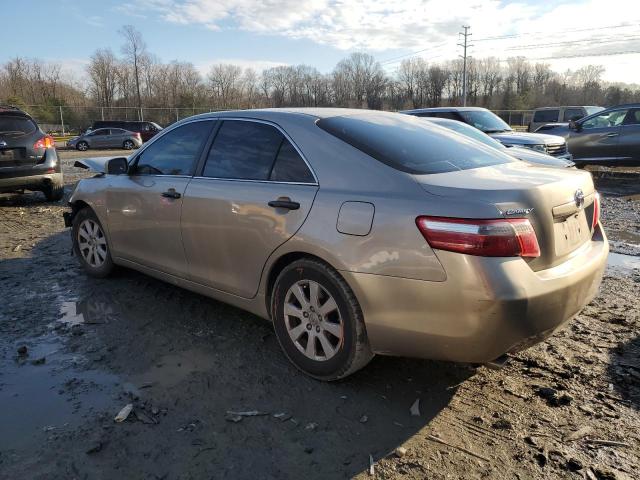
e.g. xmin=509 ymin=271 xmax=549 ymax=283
xmin=0 ymin=151 xmax=638 ymax=479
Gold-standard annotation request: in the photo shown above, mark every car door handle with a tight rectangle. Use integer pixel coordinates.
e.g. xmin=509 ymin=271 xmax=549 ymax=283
xmin=161 ymin=188 xmax=181 ymax=199
xmin=268 ymin=198 xmax=300 ymax=210
xmin=606 ymin=132 xmax=619 ymax=137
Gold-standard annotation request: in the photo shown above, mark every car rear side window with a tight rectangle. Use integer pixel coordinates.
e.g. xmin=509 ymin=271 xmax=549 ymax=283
xmin=134 ymin=120 xmax=213 ymax=176
xmin=317 ymin=113 xmax=513 ymax=175
xmin=0 ymin=116 xmax=37 ymax=135
xmin=270 ymin=140 xmax=315 ymax=183
xmin=563 ymin=108 xmax=584 ymax=121
xmin=203 ymin=120 xmax=282 ymax=180
xmin=534 ymin=110 xmax=559 ymax=123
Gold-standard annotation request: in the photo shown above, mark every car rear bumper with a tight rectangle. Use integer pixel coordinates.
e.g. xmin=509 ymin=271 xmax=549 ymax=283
xmin=343 ymin=227 xmax=608 ymax=363
xmin=0 ymin=171 xmax=63 ymax=191
xmin=0 ymin=149 xmax=62 ymax=192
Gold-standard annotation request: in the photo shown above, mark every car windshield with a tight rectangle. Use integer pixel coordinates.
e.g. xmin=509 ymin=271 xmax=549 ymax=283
xmin=458 ymin=110 xmax=512 ymax=133
xmin=317 ymin=112 xmax=514 ymax=175
xmin=427 ymin=119 xmax=505 ymax=150
xmin=0 ymin=115 xmax=37 ymax=136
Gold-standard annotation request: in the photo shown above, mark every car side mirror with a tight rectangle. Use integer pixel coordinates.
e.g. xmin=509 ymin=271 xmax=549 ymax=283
xmin=569 ymin=120 xmax=580 ymax=131
xmin=107 ymin=157 xmax=128 ymax=175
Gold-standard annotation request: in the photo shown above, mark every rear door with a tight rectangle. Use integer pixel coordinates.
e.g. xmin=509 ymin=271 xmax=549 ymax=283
xmin=106 ymin=119 xmax=215 ymax=277
xmin=570 ymin=108 xmax=628 ymax=161
xmin=107 ymin=129 xmax=125 ymax=148
xmin=181 ymin=119 xmax=318 ymax=298
xmin=618 ymin=108 xmax=640 ymax=163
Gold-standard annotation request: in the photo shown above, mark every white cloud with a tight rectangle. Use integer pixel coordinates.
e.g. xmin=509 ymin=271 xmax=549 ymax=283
xmin=123 ymin=0 xmax=640 ymax=79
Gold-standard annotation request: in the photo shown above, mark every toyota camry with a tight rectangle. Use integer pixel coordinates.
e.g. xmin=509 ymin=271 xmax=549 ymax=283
xmin=63 ymin=109 xmax=608 ymax=380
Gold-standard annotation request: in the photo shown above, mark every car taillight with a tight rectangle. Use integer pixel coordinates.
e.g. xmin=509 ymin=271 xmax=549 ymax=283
xmin=592 ymin=192 xmax=600 ymax=230
xmin=33 ymin=136 xmax=55 ymax=149
xmin=134 ymin=132 xmax=141 ymax=138
xmin=416 ymin=216 xmax=541 ymax=258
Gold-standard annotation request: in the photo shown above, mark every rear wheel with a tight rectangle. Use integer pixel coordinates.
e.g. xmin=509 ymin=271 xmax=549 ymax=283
xmin=72 ymin=208 xmax=114 ymax=278
xmin=76 ymin=141 xmax=89 ymax=151
xmin=43 ymin=179 xmax=64 ymax=202
xmin=123 ymin=140 xmax=135 ymax=150
xmin=271 ymin=258 xmax=373 ymax=380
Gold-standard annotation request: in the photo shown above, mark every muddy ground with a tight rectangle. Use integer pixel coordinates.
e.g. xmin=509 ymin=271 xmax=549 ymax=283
xmin=1 ymin=151 xmax=638 ymax=479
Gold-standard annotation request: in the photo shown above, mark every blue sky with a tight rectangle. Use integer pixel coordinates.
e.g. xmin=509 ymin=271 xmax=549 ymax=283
xmin=2 ymin=0 xmax=639 ymax=82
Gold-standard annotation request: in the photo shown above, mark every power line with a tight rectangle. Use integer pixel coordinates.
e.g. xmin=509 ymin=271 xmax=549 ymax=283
xmin=506 ymin=36 xmax=640 ymax=51
xmin=530 ymin=49 xmax=640 ymax=61
xmin=379 ymin=41 xmax=449 ymax=65
xmin=474 ymin=23 xmax=637 ymax=42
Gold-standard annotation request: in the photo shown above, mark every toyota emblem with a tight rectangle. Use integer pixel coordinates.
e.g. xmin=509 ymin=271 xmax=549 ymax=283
xmin=574 ymin=189 xmax=585 ymax=208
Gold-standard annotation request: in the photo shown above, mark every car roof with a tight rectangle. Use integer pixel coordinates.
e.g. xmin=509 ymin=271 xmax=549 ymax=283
xmin=0 ymin=105 xmax=31 ymax=117
xmin=186 ymin=107 xmax=415 ymax=122
xmin=400 ymin=107 xmax=488 ymax=114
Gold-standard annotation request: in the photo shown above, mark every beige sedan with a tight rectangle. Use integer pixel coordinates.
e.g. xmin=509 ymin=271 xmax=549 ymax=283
xmin=64 ymin=109 xmax=608 ymax=380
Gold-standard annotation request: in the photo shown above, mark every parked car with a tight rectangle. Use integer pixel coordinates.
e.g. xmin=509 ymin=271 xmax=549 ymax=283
xmin=529 ymin=106 xmax=604 ymax=132
xmin=64 ymin=109 xmax=607 ymax=380
xmin=534 ymin=104 xmax=640 ymax=165
xmin=402 ymin=107 xmax=573 ymax=161
xmin=0 ymin=105 xmax=64 ymax=201
xmin=421 ymin=116 xmax=574 ymax=168
xmin=67 ymin=128 xmax=143 ymax=151
xmin=90 ymin=120 xmax=162 ymax=142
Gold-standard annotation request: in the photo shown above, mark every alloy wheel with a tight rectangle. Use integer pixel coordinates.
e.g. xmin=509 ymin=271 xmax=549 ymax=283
xmin=284 ymin=279 xmax=343 ymax=361
xmin=77 ymin=219 xmax=108 ymax=268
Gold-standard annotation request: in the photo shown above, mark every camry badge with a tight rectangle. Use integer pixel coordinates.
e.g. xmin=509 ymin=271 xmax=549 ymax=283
xmin=574 ymin=189 xmax=585 ymax=208
xmin=504 ymin=207 xmax=534 ymax=216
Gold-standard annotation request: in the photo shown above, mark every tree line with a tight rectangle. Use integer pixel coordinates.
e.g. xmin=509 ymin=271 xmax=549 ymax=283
xmin=1 ymin=25 xmax=639 ymax=128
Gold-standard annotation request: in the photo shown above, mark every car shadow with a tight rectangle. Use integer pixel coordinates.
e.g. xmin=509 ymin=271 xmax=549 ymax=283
xmin=1 ymin=230 xmax=475 ymax=479
xmin=607 ymin=334 xmax=640 ymax=411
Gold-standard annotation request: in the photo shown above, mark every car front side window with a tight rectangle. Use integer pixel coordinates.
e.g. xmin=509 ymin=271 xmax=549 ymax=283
xmin=582 ymin=110 xmax=628 ymax=129
xmin=132 ymin=121 xmax=213 ymax=176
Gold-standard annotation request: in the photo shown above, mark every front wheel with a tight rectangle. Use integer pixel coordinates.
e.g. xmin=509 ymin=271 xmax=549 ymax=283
xmin=72 ymin=208 xmax=114 ymax=278
xmin=271 ymin=258 xmax=373 ymax=380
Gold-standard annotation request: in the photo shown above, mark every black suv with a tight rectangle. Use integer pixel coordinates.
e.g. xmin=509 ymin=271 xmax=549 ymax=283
xmin=0 ymin=106 xmax=64 ymax=201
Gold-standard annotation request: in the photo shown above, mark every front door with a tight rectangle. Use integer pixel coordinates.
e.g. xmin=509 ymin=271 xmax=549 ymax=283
xmin=570 ymin=108 xmax=628 ymax=161
xmin=106 ymin=120 xmax=215 ymax=277
xmin=181 ymin=119 xmax=318 ymax=298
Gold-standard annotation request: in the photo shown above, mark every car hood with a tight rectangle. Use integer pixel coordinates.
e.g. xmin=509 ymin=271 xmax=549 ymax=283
xmin=74 ymin=156 xmax=128 ymax=173
xmin=489 ymin=130 xmax=566 ymax=145
xmin=507 ymin=146 xmax=574 ymax=167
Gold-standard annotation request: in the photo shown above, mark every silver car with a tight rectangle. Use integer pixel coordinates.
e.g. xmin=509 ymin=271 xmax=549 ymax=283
xmin=422 ymin=116 xmax=575 ymax=168
xmin=67 ymin=128 xmax=143 ymax=151
xmin=63 ymin=109 xmax=608 ymax=380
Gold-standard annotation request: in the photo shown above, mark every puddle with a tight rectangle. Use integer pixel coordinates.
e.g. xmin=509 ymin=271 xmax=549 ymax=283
xmin=130 ymin=348 xmax=216 ymax=390
xmin=607 ymin=252 xmax=640 ymax=273
xmin=0 ymin=333 xmax=119 ymax=451
xmin=57 ymin=299 xmax=119 ymax=326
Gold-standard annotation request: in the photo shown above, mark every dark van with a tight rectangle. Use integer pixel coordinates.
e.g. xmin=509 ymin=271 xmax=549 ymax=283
xmin=90 ymin=120 xmax=162 ymax=142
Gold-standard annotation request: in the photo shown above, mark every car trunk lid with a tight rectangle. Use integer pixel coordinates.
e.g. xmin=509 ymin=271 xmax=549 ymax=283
xmin=413 ymin=162 xmax=597 ymax=271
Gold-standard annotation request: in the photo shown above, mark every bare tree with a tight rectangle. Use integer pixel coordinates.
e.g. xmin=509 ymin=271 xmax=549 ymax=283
xmin=87 ymin=49 xmax=119 ymax=107
xmin=119 ymin=25 xmax=146 ymax=115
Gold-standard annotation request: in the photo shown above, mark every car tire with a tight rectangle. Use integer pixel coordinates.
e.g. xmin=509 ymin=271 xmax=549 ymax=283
xmin=43 ymin=179 xmax=64 ymax=202
xmin=271 ymin=258 xmax=373 ymax=380
xmin=72 ymin=207 xmax=114 ymax=278
xmin=123 ymin=140 xmax=135 ymax=150
xmin=76 ymin=141 xmax=89 ymax=151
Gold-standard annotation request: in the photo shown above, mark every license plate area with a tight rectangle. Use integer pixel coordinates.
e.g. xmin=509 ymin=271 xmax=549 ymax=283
xmin=554 ymin=211 xmax=590 ymax=256
xmin=0 ymin=149 xmax=15 ymax=161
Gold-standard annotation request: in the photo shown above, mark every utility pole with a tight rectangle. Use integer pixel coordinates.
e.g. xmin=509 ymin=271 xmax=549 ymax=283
xmin=458 ymin=25 xmax=472 ymax=106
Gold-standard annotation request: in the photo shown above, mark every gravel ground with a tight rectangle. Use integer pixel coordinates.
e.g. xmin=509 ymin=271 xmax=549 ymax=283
xmin=0 ymin=151 xmax=638 ymax=479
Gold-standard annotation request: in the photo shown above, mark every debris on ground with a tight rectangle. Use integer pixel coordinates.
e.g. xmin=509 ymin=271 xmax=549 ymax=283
xmin=409 ymin=398 xmax=420 ymax=416
xmin=394 ymin=447 xmax=407 ymax=458
xmin=114 ymin=403 xmax=133 ymax=423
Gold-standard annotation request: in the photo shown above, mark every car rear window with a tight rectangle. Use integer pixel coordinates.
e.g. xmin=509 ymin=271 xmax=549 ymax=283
xmin=316 ymin=113 xmax=513 ymax=175
xmin=0 ymin=115 xmax=37 ymax=135
xmin=533 ymin=109 xmax=559 ymax=123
